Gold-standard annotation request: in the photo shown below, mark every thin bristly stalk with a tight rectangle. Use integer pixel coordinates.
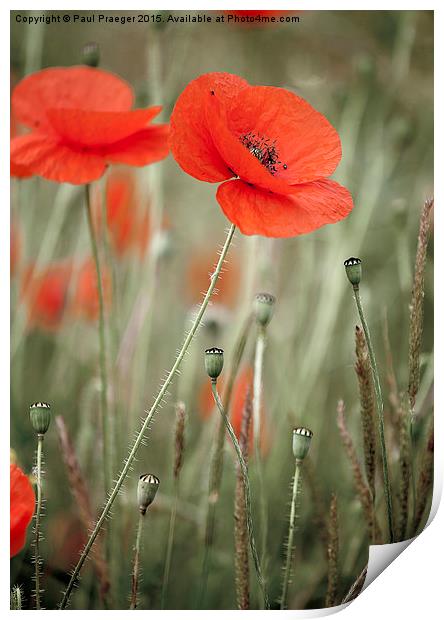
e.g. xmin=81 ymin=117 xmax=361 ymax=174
xmin=252 ymin=326 xmax=268 ymax=576
xmin=280 ymin=458 xmax=301 ymax=609
xmin=352 ymin=286 xmax=395 ymax=543
xmin=55 ymin=416 xmax=110 ymax=603
xmin=130 ymin=513 xmax=144 ymax=609
xmin=33 ymin=435 xmax=44 ymax=609
xmin=211 ymin=381 xmax=269 ymax=609
xmin=325 ymin=494 xmax=339 ymax=608
xmin=397 ymin=397 xmax=411 ymax=541
xmin=354 ymin=326 xmax=377 ymax=502
xmin=84 ymin=184 xmax=111 ymax=498
xmin=59 ymin=224 xmax=236 ymax=609
xmin=199 ymin=314 xmax=251 ymax=607
xmin=161 ymin=402 xmax=186 ymax=609
xmin=234 ymin=390 xmax=253 ymax=609
xmin=341 ymin=565 xmax=368 ymax=604
xmin=10 ymin=585 xmax=24 ymax=610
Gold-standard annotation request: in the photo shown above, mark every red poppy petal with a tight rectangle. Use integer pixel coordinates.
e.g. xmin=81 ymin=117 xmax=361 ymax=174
xmin=206 ymin=95 xmax=294 ymax=195
xmin=11 ymin=134 xmax=106 ymax=185
xmin=10 ymin=159 xmax=33 ymax=179
xmin=170 ymin=72 xmax=248 ymax=182
xmin=12 ymin=66 xmax=133 ymax=131
xmin=10 ymin=464 xmax=35 ymax=557
xmin=226 ymin=86 xmax=342 ymax=184
xmin=216 ymin=178 xmax=353 ymax=237
xmin=103 ymin=125 xmax=170 ymax=166
xmin=47 ymin=107 xmax=162 ymax=146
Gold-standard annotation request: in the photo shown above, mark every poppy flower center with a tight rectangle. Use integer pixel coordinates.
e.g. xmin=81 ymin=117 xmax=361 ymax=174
xmin=240 ymin=131 xmax=286 ymax=175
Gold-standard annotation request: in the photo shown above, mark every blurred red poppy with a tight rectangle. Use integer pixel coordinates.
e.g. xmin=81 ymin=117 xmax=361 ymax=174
xmin=10 ymin=463 xmax=35 ymax=557
xmin=10 ymin=66 xmax=169 ymax=185
xmin=198 ymin=365 xmax=269 ymax=456
xmin=71 ymin=257 xmax=112 ymax=321
xmin=170 ymin=72 xmax=353 ymax=237
xmin=10 ymin=220 xmax=21 ymax=277
xmin=184 ymin=246 xmax=241 ymax=308
xmin=93 ymin=170 xmax=151 ymax=258
xmin=20 ymin=261 xmax=73 ymax=331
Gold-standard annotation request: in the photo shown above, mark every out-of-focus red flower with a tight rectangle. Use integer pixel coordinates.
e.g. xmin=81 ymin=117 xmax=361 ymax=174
xmin=20 ymin=261 xmax=73 ymax=331
xmin=71 ymin=257 xmax=112 ymax=321
xmin=184 ymin=246 xmax=241 ymax=308
xmin=170 ymin=72 xmax=353 ymax=237
xmin=10 ymin=111 xmax=33 ymax=178
xmin=10 ymin=463 xmax=35 ymax=557
xmin=10 ymin=66 xmax=169 ymax=185
xmin=198 ymin=365 xmax=269 ymax=456
xmin=93 ymin=170 xmax=151 ymax=258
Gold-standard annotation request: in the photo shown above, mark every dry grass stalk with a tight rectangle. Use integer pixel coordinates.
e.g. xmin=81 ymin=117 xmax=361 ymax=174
xmin=354 ymin=326 xmax=377 ymax=501
xmin=55 ymin=415 xmax=110 ymax=602
xmin=336 ymin=401 xmax=378 ymax=543
xmin=173 ymin=401 xmax=186 ymax=480
xmin=325 ymin=494 xmax=339 ymax=608
xmin=397 ymin=398 xmax=411 ymax=540
xmin=408 ymin=198 xmax=433 ymax=411
xmin=412 ymin=421 xmax=434 ymax=535
xmin=341 ymin=564 xmax=368 ymax=604
xmin=233 ymin=388 xmax=253 ymax=609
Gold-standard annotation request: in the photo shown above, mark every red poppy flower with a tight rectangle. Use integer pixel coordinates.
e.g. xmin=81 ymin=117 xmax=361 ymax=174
xmin=20 ymin=261 xmax=73 ymax=331
xmin=170 ymin=72 xmax=353 ymax=237
xmin=10 ymin=66 xmax=169 ymax=185
xmin=93 ymin=170 xmax=151 ymax=258
xmin=10 ymin=463 xmax=35 ymax=557
xmin=71 ymin=257 xmax=112 ymax=321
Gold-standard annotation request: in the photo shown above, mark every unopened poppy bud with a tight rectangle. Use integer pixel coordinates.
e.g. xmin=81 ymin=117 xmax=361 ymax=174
xmin=344 ymin=257 xmax=362 ymax=287
xmin=292 ymin=427 xmax=313 ymax=461
xmin=81 ymin=42 xmax=100 ymax=67
xmin=254 ymin=292 xmax=275 ymax=327
xmin=29 ymin=402 xmax=51 ymax=435
xmin=137 ymin=473 xmax=160 ymax=515
xmin=205 ymin=347 xmax=224 ymax=380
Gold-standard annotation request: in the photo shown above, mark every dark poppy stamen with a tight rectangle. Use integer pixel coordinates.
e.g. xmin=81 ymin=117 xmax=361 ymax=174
xmin=240 ymin=131 xmax=285 ymax=175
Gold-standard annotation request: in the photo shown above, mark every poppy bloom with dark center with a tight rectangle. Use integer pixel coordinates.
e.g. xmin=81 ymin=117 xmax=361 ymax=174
xmin=170 ymin=72 xmax=353 ymax=237
xmin=10 ymin=463 xmax=35 ymax=557
xmin=10 ymin=66 xmax=169 ymax=185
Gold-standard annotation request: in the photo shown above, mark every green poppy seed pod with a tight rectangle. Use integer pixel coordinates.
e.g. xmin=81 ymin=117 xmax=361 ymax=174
xmin=205 ymin=347 xmax=224 ymax=380
xmin=344 ymin=257 xmax=362 ymax=287
xmin=292 ymin=427 xmax=313 ymax=461
xmin=29 ymin=402 xmax=51 ymax=435
xmin=137 ymin=473 xmax=160 ymax=515
xmin=81 ymin=42 xmax=100 ymax=67
xmin=254 ymin=292 xmax=275 ymax=327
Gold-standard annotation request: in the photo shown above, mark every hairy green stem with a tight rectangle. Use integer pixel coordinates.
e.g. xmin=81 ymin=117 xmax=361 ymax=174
xmin=160 ymin=480 xmax=179 ymax=609
xmin=252 ymin=327 xmax=268 ymax=576
xmin=84 ymin=184 xmax=111 ymax=497
xmin=211 ymin=382 xmax=269 ymax=609
xmin=34 ymin=435 xmax=44 ymax=609
xmin=130 ymin=513 xmax=144 ymax=609
xmin=59 ymin=224 xmax=236 ymax=609
xmin=353 ymin=286 xmax=394 ymax=543
xmin=198 ymin=314 xmax=252 ymax=607
xmin=280 ymin=459 xmax=301 ymax=610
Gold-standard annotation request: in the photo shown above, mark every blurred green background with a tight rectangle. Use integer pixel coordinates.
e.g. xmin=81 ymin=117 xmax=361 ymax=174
xmin=10 ymin=10 xmax=433 ymax=610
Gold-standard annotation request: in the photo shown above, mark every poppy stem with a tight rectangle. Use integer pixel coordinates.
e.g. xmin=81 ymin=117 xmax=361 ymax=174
xmin=252 ymin=326 xmax=269 ymax=579
xmin=59 ymin=224 xmax=236 ymax=609
xmin=33 ymin=434 xmax=44 ymax=610
xmin=129 ymin=512 xmax=144 ymax=609
xmin=352 ymin=285 xmax=395 ymax=543
xmin=84 ymin=184 xmax=112 ymax=498
xmin=280 ymin=458 xmax=301 ymax=610
xmin=210 ymin=380 xmax=270 ymax=609
xmin=160 ymin=479 xmax=179 ymax=609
